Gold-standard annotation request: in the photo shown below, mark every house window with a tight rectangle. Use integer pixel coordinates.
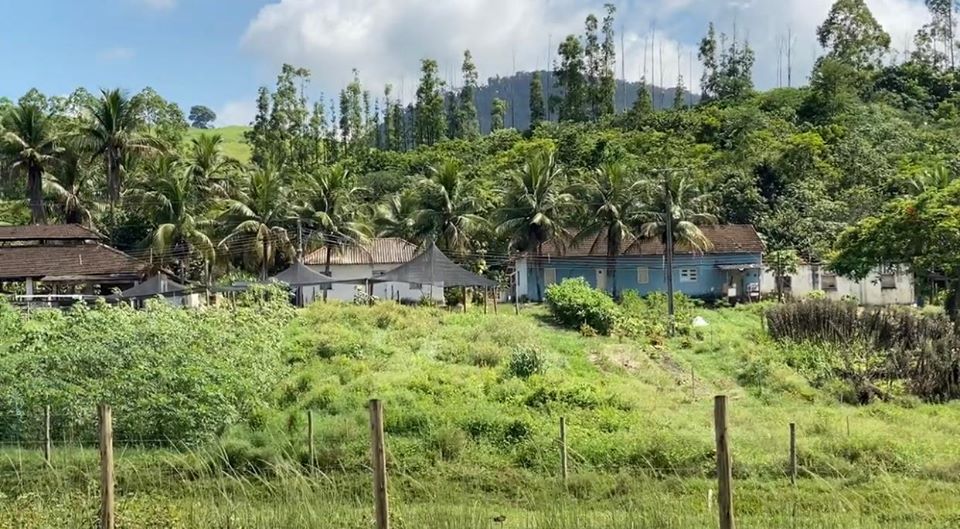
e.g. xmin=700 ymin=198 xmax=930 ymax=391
xmin=637 ymin=267 xmax=650 ymax=285
xmin=409 ymin=283 xmax=422 ymax=290
xmin=880 ymin=272 xmax=896 ymax=290
xmin=822 ymin=274 xmax=838 ymax=291
xmin=544 ymin=268 xmax=557 ymax=286
xmin=679 ymin=268 xmax=698 ymax=283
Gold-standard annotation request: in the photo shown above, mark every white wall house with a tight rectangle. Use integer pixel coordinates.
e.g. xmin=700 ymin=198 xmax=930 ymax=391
xmin=302 ymin=238 xmax=444 ymax=304
xmin=761 ymin=263 xmax=915 ymax=306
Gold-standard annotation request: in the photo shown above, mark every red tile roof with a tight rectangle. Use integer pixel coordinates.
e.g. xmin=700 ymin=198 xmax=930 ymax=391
xmin=0 ymin=243 xmax=146 ymax=281
xmin=304 ymin=238 xmax=418 ymax=266
xmin=542 ymin=225 xmax=764 ymax=257
xmin=0 ymin=224 xmax=102 ymax=242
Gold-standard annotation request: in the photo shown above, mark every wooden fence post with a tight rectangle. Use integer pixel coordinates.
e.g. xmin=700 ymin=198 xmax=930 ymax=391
xmin=789 ymin=422 xmax=797 ymax=486
xmin=308 ymin=410 xmax=315 ymax=470
xmin=493 ymin=288 xmax=499 ymax=314
xmin=43 ymin=405 xmax=51 ymax=466
xmin=369 ymin=399 xmax=389 ymax=529
xmin=483 ymin=287 xmax=488 ymax=314
xmin=560 ymin=417 xmax=568 ymax=483
xmin=714 ymin=395 xmax=735 ymax=529
xmin=98 ymin=403 xmax=115 ymax=529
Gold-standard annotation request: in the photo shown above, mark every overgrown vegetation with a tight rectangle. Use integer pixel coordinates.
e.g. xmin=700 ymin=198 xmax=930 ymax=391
xmin=0 ymin=291 xmax=291 ymax=443
xmin=766 ymin=300 xmax=960 ymax=402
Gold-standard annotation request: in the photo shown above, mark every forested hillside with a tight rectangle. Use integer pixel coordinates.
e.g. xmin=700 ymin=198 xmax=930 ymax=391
xmin=0 ymin=0 xmax=959 ymax=310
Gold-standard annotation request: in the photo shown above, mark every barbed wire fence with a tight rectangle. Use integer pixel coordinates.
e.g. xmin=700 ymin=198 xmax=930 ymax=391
xmin=0 ymin=397 xmax=925 ymax=529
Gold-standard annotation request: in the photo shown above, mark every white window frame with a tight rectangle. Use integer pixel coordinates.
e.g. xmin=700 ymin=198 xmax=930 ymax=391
xmin=679 ymin=268 xmax=698 ymax=283
xmin=637 ymin=267 xmax=650 ymax=285
xmin=544 ymin=268 xmax=557 ymax=286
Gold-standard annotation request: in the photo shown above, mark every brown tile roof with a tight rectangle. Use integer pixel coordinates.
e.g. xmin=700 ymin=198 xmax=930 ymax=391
xmin=0 ymin=243 xmax=146 ymax=281
xmin=543 ymin=225 xmax=764 ymax=257
xmin=0 ymin=224 xmax=102 ymax=242
xmin=304 ymin=238 xmax=418 ymax=266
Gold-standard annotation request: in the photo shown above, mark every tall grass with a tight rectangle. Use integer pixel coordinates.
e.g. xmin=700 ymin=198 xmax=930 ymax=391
xmin=766 ymin=300 xmax=960 ymax=401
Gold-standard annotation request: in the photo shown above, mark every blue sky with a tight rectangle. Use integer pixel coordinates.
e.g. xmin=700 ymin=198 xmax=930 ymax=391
xmin=0 ymin=0 xmax=932 ymax=126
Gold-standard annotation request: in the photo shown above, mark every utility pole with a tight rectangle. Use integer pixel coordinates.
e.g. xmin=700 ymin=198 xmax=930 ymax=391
xmin=261 ymin=237 xmax=269 ymax=281
xmin=664 ymin=171 xmax=675 ymax=336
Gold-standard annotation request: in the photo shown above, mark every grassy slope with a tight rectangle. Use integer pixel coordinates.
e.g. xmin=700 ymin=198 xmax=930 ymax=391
xmin=4 ymin=302 xmax=960 ymax=528
xmin=185 ymin=126 xmax=252 ymax=162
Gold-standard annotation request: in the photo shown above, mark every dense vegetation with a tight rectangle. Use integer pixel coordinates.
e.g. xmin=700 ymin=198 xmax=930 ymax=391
xmin=0 ymin=290 xmax=291 ymax=443
xmin=5 ymin=299 xmax=960 ymax=527
xmin=2 ymin=0 xmax=960 ymax=307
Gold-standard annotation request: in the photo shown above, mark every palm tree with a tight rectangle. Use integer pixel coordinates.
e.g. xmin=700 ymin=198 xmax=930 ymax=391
xmin=43 ymin=149 xmax=97 ymax=227
xmin=218 ymin=166 xmax=294 ymax=279
xmin=639 ymin=173 xmax=717 ymax=252
xmin=128 ymin=155 xmax=214 ymax=279
xmin=182 ymin=134 xmax=241 ymax=198
xmin=574 ymin=161 xmax=647 ymax=299
xmin=414 ymin=161 xmax=485 ymax=255
xmin=78 ymin=89 xmax=157 ymax=211
xmin=375 ymin=191 xmax=419 ymax=242
xmin=0 ymin=105 xmax=60 ymax=223
xmin=296 ymin=164 xmax=371 ymax=274
xmin=497 ymin=149 xmax=572 ymax=300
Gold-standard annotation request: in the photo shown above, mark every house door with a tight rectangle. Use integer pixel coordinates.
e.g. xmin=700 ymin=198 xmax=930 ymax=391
xmin=595 ymin=268 xmax=607 ymax=292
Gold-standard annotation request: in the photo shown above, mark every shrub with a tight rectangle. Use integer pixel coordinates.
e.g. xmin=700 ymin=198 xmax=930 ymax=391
xmin=766 ymin=300 xmax=960 ymax=402
xmin=507 ymin=346 xmax=545 ymax=379
xmin=544 ymin=278 xmax=620 ymax=334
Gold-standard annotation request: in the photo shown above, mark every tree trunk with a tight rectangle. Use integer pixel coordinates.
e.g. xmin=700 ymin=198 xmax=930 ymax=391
xmin=947 ymin=280 xmax=960 ymax=323
xmin=27 ymin=164 xmax=46 ymax=224
xmin=536 ymin=242 xmax=543 ymax=302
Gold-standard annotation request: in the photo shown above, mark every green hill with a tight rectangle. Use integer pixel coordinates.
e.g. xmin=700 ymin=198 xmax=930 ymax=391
xmin=185 ymin=125 xmax=252 ymax=162
xmin=3 ymin=298 xmax=960 ymax=527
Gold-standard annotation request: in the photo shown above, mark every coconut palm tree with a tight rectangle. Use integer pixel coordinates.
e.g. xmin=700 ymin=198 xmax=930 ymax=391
xmin=375 ymin=191 xmax=419 ymax=242
xmin=0 ymin=104 xmax=60 ymax=223
xmin=128 ymin=155 xmax=215 ymax=279
xmin=414 ymin=161 xmax=485 ymax=255
xmin=43 ymin=149 xmax=98 ymax=227
xmin=218 ymin=166 xmax=294 ymax=279
xmin=78 ymin=89 xmax=157 ymax=211
xmin=182 ymin=133 xmax=242 ymax=198
xmin=574 ymin=161 xmax=647 ymax=299
xmin=296 ymin=164 xmax=371 ymax=270
xmin=639 ymin=173 xmax=717 ymax=252
xmin=497 ymin=149 xmax=572 ymax=300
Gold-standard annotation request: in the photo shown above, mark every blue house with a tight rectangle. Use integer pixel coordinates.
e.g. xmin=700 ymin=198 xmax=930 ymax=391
xmin=516 ymin=225 xmax=765 ymax=301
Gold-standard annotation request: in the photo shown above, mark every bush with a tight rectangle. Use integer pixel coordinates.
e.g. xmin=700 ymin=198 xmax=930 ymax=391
xmin=545 ymin=278 xmax=620 ymax=334
xmin=507 ymin=346 xmax=545 ymax=379
xmin=766 ymin=299 xmax=960 ymax=402
xmin=0 ymin=298 xmax=291 ymax=443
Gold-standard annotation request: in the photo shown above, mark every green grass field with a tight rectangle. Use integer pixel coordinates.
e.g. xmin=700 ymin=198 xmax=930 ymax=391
xmin=3 ymin=301 xmax=960 ymax=528
xmin=185 ymin=125 xmax=252 ymax=162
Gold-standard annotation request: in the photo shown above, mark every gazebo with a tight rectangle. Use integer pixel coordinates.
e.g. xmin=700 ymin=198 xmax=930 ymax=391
xmin=269 ymin=262 xmax=335 ymax=307
xmin=371 ymin=242 xmax=497 ymax=310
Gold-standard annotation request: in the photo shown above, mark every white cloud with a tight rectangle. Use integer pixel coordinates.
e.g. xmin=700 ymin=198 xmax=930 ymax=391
xmin=98 ymin=47 xmax=136 ymax=63
xmin=240 ymin=0 xmax=931 ymax=98
xmin=138 ymin=0 xmax=176 ymax=10
xmin=217 ymin=99 xmax=257 ymax=126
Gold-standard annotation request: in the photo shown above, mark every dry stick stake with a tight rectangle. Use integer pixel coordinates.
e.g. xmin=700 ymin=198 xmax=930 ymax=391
xmin=493 ymin=288 xmax=499 ymax=314
xmin=789 ymin=422 xmax=797 ymax=486
xmin=483 ymin=287 xmax=489 ymax=314
xmin=560 ymin=417 xmax=569 ymax=483
xmin=43 ymin=405 xmax=51 ymax=466
xmin=308 ymin=410 xmax=315 ymax=471
xmin=98 ymin=403 xmax=115 ymax=529
xmin=714 ymin=395 xmax=735 ymax=529
xmin=369 ymin=400 xmax=390 ymax=529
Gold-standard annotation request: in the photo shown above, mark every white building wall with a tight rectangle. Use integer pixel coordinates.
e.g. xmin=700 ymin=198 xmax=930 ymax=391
xmin=302 ymin=263 xmax=445 ymax=304
xmin=760 ymin=264 xmax=915 ymax=306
